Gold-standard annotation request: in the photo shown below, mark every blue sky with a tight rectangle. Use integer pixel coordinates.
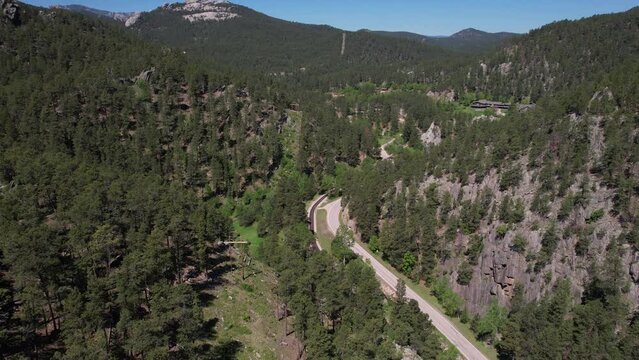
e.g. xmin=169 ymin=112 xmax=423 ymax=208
xmin=24 ymin=0 xmax=639 ymax=35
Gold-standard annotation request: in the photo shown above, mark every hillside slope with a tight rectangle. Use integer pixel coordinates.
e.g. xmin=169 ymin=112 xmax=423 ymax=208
xmin=333 ymin=74 xmax=639 ymax=360
xmin=337 ymin=7 xmax=639 ymax=315
xmin=437 ymin=7 xmax=639 ymax=104
xmin=0 ymin=3 xmax=290 ymax=357
xmin=372 ymin=28 xmax=519 ymax=53
xmin=54 ymin=4 xmax=139 ymax=25
xmin=0 ymin=3 xmax=453 ymax=359
xmin=123 ymin=0 xmax=449 ymax=79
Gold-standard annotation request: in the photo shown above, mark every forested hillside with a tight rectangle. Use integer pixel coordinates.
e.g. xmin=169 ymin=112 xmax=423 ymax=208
xmin=130 ymin=1 xmax=448 ymax=79
xmin=319 ymin=11 xmax=639 ymax=359
xmin=434 ymin=7 xmax=639 ymax=104
xmin=0 ymin=4 xmax=282 ymax=357
xmin=4 ymin=0 xmax=639 ymax=359
xmin=371 ymin=28 xmax=519 ymax=54
xmin=0 ymin=3 xmax=450 ymax=358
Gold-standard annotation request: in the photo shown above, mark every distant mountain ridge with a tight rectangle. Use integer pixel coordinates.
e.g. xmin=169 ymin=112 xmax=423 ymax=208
xmin=121 ymin=1 xmax=450 ymax=75
xmin=369 ymin=28 xmax=520 ymax=53
xmin=52 ymin=1 xmax=511 ymax=67
xmin=451 ymin=6 xmax=639 ymax=103
xmin=54 ymin=4 xmax=140 ymax=26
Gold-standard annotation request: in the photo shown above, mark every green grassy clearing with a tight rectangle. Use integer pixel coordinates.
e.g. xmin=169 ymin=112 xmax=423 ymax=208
xmin=201 ymin=254 xmax=299 ymax=360
xmin=232 ymin=220 xmax=263 ymax=257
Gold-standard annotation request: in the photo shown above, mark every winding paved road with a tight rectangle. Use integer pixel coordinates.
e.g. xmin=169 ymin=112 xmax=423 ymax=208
xmin=320 ymin=198 xmax=489 ymax=360
xmin=307 ymin=194 xmax=328 ymax=236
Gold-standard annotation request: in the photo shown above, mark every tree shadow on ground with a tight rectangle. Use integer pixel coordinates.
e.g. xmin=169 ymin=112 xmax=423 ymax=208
xmin=202 ymin=317 xmax=219 ymax=338
xmin=209 ymin=340 xmax=244 ymax=360
xmin=192 ymin=255 xmax=237 ymax=305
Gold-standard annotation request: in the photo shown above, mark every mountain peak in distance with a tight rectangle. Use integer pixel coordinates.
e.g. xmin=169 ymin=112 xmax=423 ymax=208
xmin=450 ymin=28 xmax=488 ymax=38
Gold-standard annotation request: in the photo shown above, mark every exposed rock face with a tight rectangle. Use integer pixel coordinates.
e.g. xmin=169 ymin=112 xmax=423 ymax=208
xmin=166 ymin=0 xmax=239 ymax=23
xmin=426 ymin=89 xmax=455 ymax=102
xmin=2 ymin=0 xmax=19 ymax=25
xmin=589 ymin=115 xmax=605 ymax=165
xmin=411 ymin=114 xmax=639 ymax=314
xmin=134 ymin=68 xmax=155 ymax=83
xmin=420 ymin=122 xmax=442 ymax=147
xmin=380 ymin=139 xmax=394 ymax=160
xmin=396 ymin=344 xmax=423 ymax=360
xmin=431 ymin=160 xmax=633 ymax=313
xmin=398 ymin=108 xmax=407 ymax=125
xmin=125 ymin=13 xmax=141 ymax=27
xmin=498 ymin=62 xmax=512 ymax=76
xmin=631 ymin=260 xmax=639 ymax=283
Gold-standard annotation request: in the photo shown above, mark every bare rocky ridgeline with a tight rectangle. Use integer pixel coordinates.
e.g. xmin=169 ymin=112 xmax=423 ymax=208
xmin=68 ymin=0 xmax=241 ymax=27
xmin=165 ymin=0 xmax=239 ymax=23
xmin=52 ymin=4 xmax=141 ymax=27
xmin=408 ymin=114 xmax=639 ymax=314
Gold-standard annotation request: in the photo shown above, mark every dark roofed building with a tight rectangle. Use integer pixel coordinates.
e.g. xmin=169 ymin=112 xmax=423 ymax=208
xmin=471 ymin=100 xmax=511 ymax=110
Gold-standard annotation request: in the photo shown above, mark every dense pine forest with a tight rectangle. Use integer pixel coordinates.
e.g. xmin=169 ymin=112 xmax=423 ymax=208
xmin=1 ymin=0 xmax=639 ymax=359
xmin=0 ymin=3 xmax=447 ymax=359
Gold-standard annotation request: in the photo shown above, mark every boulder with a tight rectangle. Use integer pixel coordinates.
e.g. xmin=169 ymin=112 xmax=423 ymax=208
xmin=395 ymin=345 xmax=422 ymax=360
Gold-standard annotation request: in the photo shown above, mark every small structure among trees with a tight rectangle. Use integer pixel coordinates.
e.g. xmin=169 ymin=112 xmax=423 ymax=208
xmin=470 ymin=99 xmax=511 ymax=110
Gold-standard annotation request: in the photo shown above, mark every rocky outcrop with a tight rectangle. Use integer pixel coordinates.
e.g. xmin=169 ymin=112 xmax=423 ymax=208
xmin=2 ymin=0 xmax=19 ymax=25
xmin=125 ymin=13 xmax=141 ymax=27
xmin=426 ymin=89 xmax=455 ymax=102
xmin=134 ymin=68 xmax=155 ymax=83
xmin=498 ymin=62 xmax=512 ymax=76
xmin=54 ymin=5 xmax=140 ymax=26
xmin=165 ymin=0 xmax=239 ymax=23
xmin=398 ymin=108 xmax=406 ymax=125
xmin=396 ymin=345 xmax=423 ymax=360
xmin=439 ymin=164 xmax=633 ymax=313
xmin=415 ymin=115 xmax=639 ymax=314
xmin=420 ymin=123 xmax=442 ymax=147
xmin=588 ymin=115 xmax=605 ymax=165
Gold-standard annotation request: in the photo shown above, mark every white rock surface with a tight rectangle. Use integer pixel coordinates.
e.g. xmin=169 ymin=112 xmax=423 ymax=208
xmin=426 ymin=89 xmax=455 ymax=102
xmin=183 ymin=11 xmax=238 ymax=22
xmin=170 ymin=0 xmax=239 ymax=23
xmin=125 ymin=13 xmax=141 ymax=27
xmin=421 ymin=122 xmax=442 ymax=146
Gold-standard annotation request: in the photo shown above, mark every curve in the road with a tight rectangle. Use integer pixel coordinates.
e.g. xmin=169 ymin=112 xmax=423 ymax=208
xmin=319 ymin=197 xmax=489 ymax=360
xmin=307 ymin=194 xmax=329 ymax=235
